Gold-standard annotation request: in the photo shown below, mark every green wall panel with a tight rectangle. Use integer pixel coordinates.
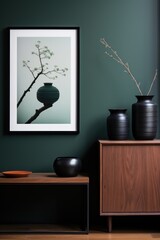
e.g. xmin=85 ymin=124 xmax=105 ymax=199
xmin=0 ymin=0 xmax=159 ymax=225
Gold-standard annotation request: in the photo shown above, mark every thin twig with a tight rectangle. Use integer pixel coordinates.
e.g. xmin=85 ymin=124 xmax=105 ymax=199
xmin=147 ymin=69 xmax=158 ymax=95
xmin=100 ymin=38 xmax=157 ymax=95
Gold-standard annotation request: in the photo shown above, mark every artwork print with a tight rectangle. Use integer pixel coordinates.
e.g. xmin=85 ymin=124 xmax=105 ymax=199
xmin=9 ymin=28 xmax=79 ymax=132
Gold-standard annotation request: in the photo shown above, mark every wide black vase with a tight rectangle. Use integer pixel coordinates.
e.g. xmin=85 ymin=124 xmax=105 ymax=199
xmin=37 ymin=82 xmax=60 ymax=105
xmin=132 ymin=95 xmax=157 ymax=140
xmin=107 ymin=109 xmax=129 ymax=140
xmin=53 ymin=157 xmax=82 ymax=177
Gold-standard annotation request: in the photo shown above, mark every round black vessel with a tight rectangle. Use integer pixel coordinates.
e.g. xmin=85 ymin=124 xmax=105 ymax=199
xmin=53 ymin=157 xmax=82 ymax=177
xmin=37 ymin=82 xmax=59 ymax=105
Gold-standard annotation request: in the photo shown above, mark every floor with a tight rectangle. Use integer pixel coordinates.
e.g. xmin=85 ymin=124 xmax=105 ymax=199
xmin=0 ymin=232 xmax=160 ymax=240
xmin=0 ymin=216 xmax=160 ymax=239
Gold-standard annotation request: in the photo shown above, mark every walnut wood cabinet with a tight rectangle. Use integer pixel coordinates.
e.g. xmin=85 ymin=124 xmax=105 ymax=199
xmin=99 ymin=140 xmax=160 ymax=232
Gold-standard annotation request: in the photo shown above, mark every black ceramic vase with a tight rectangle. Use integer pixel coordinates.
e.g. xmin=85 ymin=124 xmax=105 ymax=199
xmin=107 ymin=109 xmax=129 ymax=140
xmin=37 ymin=82 xmax=60 ymax=105
xmin=132 ymin=95 xmax=157 ymax=140
xmin=53 ymin=157 xmax=82 ymax=177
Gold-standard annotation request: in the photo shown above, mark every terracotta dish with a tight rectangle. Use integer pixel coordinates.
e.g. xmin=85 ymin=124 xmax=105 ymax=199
xmin=1 ymin=171 xmax=32 ymax=178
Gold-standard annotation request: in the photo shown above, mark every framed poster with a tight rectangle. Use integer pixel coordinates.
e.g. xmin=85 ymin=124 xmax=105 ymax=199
xmin=9 ymin=27 xmax=79 ymax=133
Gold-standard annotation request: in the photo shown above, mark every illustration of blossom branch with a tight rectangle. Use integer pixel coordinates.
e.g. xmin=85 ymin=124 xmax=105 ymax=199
xmin=17 ymin=41 xmax=68 ymax=107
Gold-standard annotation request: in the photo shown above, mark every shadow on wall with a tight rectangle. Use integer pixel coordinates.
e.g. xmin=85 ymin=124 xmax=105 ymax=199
xmin=83 ymin=141 xmax=104 ymax=227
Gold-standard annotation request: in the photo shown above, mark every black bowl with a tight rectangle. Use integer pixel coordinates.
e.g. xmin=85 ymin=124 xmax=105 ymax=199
xmin=53 ymin=157 xmax=82 ymax=177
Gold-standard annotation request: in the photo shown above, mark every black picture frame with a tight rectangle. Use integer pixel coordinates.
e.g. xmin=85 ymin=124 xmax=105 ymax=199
xmin=9 ymin=27 xmax=79 ymax=133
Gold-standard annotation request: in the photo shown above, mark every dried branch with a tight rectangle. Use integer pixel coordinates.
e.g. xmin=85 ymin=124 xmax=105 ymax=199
xmin=147 ymin=69 xmax=158 ymax=95
xmin=100 ymin=38 xmax=157 ymax=95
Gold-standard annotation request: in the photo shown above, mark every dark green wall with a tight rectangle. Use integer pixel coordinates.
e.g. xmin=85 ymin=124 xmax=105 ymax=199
xmin=0 ymin=0 xmax=159 ymax=226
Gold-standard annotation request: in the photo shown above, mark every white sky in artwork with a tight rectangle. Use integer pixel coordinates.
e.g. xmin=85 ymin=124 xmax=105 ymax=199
xmin=17 ymin=37 xmax=71 ymax=124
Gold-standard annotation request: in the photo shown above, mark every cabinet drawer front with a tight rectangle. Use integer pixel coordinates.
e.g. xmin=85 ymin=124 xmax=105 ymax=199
xmin=100 ymin=144 xmax=160 ymax=214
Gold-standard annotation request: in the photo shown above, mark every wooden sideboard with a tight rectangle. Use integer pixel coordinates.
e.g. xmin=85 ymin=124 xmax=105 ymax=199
xmin=0 ymin=173 xmax=89 ymax=234
xmin=99 ymin=140 xmax=160 ymax=232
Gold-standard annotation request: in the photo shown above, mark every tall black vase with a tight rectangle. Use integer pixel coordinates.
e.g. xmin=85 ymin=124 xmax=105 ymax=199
xmin=132 ymin=95 xmax=157 ymax=140
xmin=107 ymin=109 xmax=129 ymax=140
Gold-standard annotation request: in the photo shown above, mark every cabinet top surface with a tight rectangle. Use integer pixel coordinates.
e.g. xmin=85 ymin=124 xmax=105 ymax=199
xmin=99 ymin=139 xmax=160 ymax=145
xmin=0 ymin=173 xmax=89 ymax=184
